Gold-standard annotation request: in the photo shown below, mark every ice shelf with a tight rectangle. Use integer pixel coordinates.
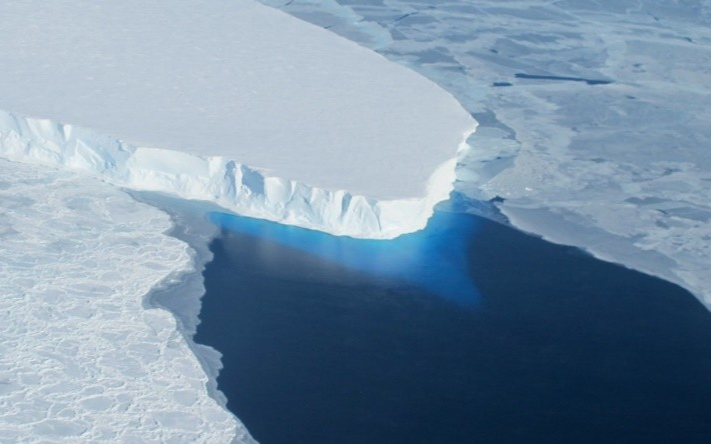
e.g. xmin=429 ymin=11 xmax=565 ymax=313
xmin=0 ymin=0 xmax=475 ymax=239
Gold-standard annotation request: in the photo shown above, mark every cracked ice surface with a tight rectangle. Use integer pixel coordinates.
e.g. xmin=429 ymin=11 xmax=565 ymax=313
xmin=0 ymin=159 xmax=253 ymax=443
xmin=264 ymin=0 xmax=711 ymax=307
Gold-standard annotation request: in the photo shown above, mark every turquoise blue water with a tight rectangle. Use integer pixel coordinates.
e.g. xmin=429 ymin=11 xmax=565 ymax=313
xmin=208 ymin=209 xmax=480 ymax=306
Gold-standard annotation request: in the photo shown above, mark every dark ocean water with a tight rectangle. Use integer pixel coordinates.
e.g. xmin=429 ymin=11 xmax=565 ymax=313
xmin=195 ymin=210 xmax=711 ymax=444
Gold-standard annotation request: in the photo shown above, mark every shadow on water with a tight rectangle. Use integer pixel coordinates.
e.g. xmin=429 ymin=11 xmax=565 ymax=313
xmin=208 ymin=210 xmax=481 ymax=307
xmin=197 ymin=206 xmax=711 ymax=444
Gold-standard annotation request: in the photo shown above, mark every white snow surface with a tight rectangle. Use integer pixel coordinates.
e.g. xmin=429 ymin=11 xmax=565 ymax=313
xmin=0 ymin=159 xmax=253 ymax=443
xmin=0 ymin=0 xmax=475 ymax=239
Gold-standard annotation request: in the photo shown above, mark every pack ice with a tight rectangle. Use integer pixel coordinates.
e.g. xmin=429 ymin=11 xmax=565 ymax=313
xmin=0 ymin=0 xmax=475 ymax=239
xmin=276 ymin=0 xmax=711 ymax=308
xmin=0 ymin=159 xmax=254 ymax=443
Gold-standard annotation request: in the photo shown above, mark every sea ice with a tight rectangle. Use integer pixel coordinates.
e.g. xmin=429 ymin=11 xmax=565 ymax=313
xmin=267 ymin=0 xmax=711 ymax=308
xmin=0 ymin=159 xmax=253 ymax=443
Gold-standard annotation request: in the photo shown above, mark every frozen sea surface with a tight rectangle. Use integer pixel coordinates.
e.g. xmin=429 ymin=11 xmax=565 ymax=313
xmin=0 ymin=159 xmax=252 ymax=443
xmin=261 ymin=0 xmax=711 ymax=306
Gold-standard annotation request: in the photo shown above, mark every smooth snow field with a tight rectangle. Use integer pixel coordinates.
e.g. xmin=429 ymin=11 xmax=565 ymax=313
xmin=0 ymin=0 xmax=475 ymax=239
xmin=260 ymin=0 xmax=711 ymax=307
xmin=0 ymin=159 xmax=253 ymax=443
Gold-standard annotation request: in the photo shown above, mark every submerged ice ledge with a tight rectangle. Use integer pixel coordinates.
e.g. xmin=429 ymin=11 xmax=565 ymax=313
xmin=0 ymin=109 xmax=473 ymax=239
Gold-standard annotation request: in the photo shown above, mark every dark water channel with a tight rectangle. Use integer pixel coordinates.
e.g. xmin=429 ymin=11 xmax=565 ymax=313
xmin=195 ymin=210 xmax=711 ymax=443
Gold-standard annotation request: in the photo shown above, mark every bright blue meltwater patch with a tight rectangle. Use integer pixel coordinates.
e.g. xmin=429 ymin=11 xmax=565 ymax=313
xmin=208 ymin=210 xmax=481 ymax=306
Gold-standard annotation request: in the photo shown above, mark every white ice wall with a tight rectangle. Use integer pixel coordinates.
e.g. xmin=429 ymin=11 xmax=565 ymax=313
xmin=0 ymin=0 xmax=475 ymax=238
xmin=0 ymin=110 xmax=471 ymax=238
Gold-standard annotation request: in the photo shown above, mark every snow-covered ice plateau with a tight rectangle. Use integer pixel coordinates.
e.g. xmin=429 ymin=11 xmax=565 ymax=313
xmin=0 ymin=0 xmax=475 ymax=239
xmin=0 ymin=159 xmax=253 ymax=443
xmin=265 ymin=0 xmax=711 ymax=308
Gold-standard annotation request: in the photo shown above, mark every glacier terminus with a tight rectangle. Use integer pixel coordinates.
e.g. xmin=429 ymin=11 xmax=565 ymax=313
xmin=0 ymin=0 xmax=475 ymax=239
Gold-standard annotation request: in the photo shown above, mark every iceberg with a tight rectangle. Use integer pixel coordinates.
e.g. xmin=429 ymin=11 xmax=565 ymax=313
xmin=0 ymin=0 xmax=475 ymax=239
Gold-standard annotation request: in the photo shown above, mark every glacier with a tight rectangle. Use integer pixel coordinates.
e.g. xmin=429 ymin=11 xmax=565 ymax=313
xmin=0 ymin=0 xmax=477 ymax=441
xmin=0 ymin=0 xmax=475 ymax=239
xmin=0 ymin=110 xmax=470 ymax=239
xmin=264 ymin=0 xmax=711 ymax=309
xmin=1 ymin=0 xmax=708 ymax=441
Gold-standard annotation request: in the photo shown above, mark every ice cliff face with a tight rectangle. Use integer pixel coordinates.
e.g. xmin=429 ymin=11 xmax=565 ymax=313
xmin=0 ymin=0 xmax=476 ymax=239
xmin=0 ymin=110 xmax=472 ymax=239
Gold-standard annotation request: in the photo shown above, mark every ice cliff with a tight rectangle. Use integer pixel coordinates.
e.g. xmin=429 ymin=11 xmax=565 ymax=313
xmin=0 ymin=0 xmax=475 ymax=239
xmin=0 ymin=111 xmax=471 ymax=238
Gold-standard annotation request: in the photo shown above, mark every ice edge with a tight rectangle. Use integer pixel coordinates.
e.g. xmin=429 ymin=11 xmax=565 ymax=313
xmin=0 ymin=108 xmax=475 ymax=239
xmin=136 ymin=196 xmax=257 ymax=443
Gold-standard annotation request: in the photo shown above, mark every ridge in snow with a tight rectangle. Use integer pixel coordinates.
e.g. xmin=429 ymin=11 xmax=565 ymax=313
xmin=0 ymin=0 xmax=476 ymax=238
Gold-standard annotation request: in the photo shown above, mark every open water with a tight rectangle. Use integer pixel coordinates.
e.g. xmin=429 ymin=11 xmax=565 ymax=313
xmin=195 ymin=209 xmax=711 ymax=443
